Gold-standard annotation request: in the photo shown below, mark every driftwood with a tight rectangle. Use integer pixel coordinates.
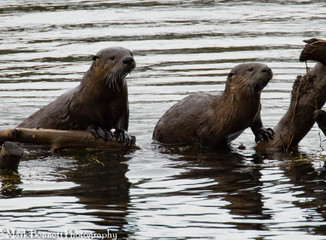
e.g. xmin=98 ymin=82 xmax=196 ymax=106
xmin=256 ymin=39 xmax=326 ymax=152
xmin=0 ymin=141 xmax=23 ymax=172
xmin=0 ymin=128 xmax=139 ymax=153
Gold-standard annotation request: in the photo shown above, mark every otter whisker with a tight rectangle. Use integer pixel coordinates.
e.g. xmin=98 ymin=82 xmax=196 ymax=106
xmin=114 ymin=72 xmax=120 ymax=91
xmin=104 ymin=64 xmax=132 ymax=92
xmin=107 ymin=74 xmax=114 ymax=89
xmin=105 ymin=70 xmax=120 ymax=92
xmin=116 ymin=71 xmax=123 ymax=91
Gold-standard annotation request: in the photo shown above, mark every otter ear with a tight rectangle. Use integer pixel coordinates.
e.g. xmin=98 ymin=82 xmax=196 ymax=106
xmin=92 ymin=55 xmax=99 ymax=61
xmin=227 ymin=72 xmax=234 ymax=82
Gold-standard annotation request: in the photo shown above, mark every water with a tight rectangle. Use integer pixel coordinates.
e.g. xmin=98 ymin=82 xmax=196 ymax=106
xmin=1 ymin=0 xmax=326 ymax=239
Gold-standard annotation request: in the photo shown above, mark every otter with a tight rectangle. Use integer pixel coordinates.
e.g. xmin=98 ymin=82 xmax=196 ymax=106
xmin=299 ymin=38 xmax=326 ymax=65
xmin=18 ymin=47 xmax=136 ymax=146
xmin=153 ymin=63 xmax=274 ymax=148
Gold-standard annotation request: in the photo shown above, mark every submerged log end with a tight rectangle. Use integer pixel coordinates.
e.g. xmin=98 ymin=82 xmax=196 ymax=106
xmin=0 ymin=141 xmax=23 ymax=172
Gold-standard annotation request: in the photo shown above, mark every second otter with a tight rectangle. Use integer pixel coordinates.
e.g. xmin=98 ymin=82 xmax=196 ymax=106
xmin=153 ymin=63 xmax=274 ymax=148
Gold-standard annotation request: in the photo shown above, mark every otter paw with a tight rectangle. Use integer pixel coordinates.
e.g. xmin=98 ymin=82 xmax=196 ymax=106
xmin=115 ymin=129 xmax=136 ymax=146
xmin=254 ymin=127 xmax=274 ymax=143
xmin=87 ymin=125 xmax=113 ymax=141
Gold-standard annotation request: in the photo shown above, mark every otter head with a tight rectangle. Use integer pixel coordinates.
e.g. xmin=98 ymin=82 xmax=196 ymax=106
xmin=90 ymin=47 xmax=136 ymax=91
xmin=225 ymin=63 xmax=273 ymax=98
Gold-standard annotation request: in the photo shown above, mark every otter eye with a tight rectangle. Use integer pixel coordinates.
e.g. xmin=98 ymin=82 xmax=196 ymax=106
xmin=109 ymin=56 xmax=115 ymax=61
xmin=247 ymin=67 xmax=253 ymax=72
xmin=92 ymin=55 xmax=99 ymax=61
xmin=129 ymin=51 xmax=133 ymax=57
xmin=228 ymin=72 xmax=234 ymax=78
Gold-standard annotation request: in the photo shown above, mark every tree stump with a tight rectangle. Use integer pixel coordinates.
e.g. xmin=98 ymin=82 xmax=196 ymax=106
xmin=0 ymin=142 xmax=23 ymax=172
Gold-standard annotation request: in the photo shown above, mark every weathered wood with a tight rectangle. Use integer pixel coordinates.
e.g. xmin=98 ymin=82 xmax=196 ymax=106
xmin=0 ymin=141 xmax=23 ymax=172
xmin=0 ymin=128 xmax=139 ymax=153
xmin=256 ymin=39 xmax=326 ymax=152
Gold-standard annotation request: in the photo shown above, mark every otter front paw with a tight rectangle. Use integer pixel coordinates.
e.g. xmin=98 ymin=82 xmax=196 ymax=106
xmin=87 ymin=125 xmax=113 ymax=141
xmin=115 ymin=129 xmax=136 ymax=146
xmin=254 ymin=127 xmax=274 ymax=143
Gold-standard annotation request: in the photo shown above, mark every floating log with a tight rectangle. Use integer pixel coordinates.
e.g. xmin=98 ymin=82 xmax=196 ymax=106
xmin=0 ymin=141 xmax=23 ymax=172
xmin=0 ymin=128 xmax=139 ymax=153
xmin=256 ymin=39 xmax=326 ymax=152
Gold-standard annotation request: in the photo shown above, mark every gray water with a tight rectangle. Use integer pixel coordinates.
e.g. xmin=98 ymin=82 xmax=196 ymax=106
xmin=1 ymin=1 xmax=326 ymax=239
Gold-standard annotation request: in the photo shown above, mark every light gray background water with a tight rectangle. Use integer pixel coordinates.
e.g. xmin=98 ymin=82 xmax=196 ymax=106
xmin=1 ymin=1 xmax=326 ymax=239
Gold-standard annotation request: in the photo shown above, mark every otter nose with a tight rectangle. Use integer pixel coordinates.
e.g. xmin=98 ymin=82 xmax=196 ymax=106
xmin=261 ymin=66 xmax=271 ymax=73
xmin=123 ymin=57 xmax=134 ymax=65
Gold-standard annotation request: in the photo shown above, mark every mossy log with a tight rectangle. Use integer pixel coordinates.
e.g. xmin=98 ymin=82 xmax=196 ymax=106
xmin=0 ymin=128 xmax=139 ymax=153
xmin=256 ymin=39 xmax=326 ymax=152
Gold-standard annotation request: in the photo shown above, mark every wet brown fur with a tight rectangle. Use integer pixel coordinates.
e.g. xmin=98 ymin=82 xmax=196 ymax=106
xmin=18 ymin=47 xmax=136 ymax=134
xmin=153 ymin=63 xmax=272 ymax=148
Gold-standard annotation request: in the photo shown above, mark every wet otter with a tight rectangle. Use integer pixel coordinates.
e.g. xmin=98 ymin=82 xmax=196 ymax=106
xmin=153 ymin=63 xmax=274 ymax=148
xmin=299 ymin=38 xmax=326 ymax=65
xmin=19 ymin=47 xmax=136 ymax=146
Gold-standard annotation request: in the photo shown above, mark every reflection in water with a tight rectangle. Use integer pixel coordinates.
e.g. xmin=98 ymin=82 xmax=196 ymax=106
xmin=0 ymin=150 xmax=132 ymax=239
xmin=0 ymin=173 xmax=22 ymax=198
xmin=282 ymin=159 xmax=326 ymax=235
xmin=142 ymin=146 xmax=326 ymax=239
xmin=64 ymin=151 xmax=132 ymax=238
xmin=174 ymin=148 xmax=272 ymax=230
xmin=1 ymin=0 xmax=326 ymax=239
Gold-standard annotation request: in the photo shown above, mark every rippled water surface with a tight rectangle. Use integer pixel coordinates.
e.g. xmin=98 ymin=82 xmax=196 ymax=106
xmin=1 ymin=1 xmax=326 ymax=239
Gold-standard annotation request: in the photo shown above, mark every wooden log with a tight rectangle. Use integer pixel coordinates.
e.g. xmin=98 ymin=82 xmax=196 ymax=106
xmin=0 ymin=141 xmax=23 ymax=172
xmin=0 ymin=128 xmax=140 ymax=153
xmin=256 ymin=39 xmax=326 ymax=152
